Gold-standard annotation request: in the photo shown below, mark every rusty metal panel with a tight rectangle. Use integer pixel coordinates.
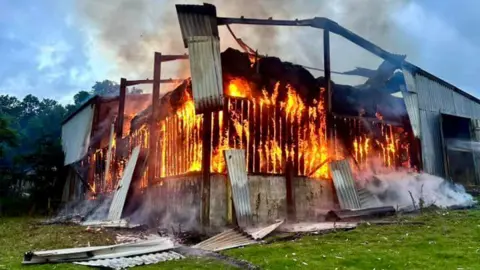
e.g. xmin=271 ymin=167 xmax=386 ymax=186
xmin=74 ymin=251 xmax=184 ymax=269
xmin=187 ymin=36 xmax=224 ymax=113
xmin=107 ymin=146 xmax=140 ymax=221
xmin=193 ymin=229 xmax=256 ymax=251
xmin=224 ymin=149 xmax=252 ymax=227
xmin=175 ymin=3 xmax=219 ymax=47
xmin=329 ymin=160 xmax=361 ymax=210
xmin=419 ymin=110 xmax=445 ymax=177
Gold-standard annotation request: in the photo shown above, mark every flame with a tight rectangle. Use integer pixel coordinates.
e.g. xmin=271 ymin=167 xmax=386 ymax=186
xmin=227 ymin=78 xmax=251 ymax=98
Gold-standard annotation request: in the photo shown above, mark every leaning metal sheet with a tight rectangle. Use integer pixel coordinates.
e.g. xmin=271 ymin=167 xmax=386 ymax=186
xmin=329 ymin=160 xmax=361 ymax=210
xmin=224 ymin=149 xmax=252 ymax=227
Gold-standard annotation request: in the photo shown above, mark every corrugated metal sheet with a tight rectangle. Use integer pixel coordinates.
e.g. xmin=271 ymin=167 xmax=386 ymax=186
xmin=175 ymin=3 xmax=219 ymax=47
xmin=187 ymin=36 xmax=224 ymax=113
xmin=329 ymin=160 xmax=361 ymax=210
xmin=402 ymin=69 xmax=421 ymax=138
xmin=193 ymin=229 xmax=257 ymax=251
xmin=246 ymin=219 xmax=284 ymax=240
xmin=108 ymin=146 xmax=140 ymax=221
xmin=224 ymin=149 xmax=252 ymax=227
xmin=357 ymin=188 xmax=380 ymax=209
xmin=74 ymin=251 xmax=184 ymax=269
xmin=412 ymin=73 xmax=480 ymax=119
xmin=61 ymin=104 xmax=95 ymax=165
xmin=419 ymin=110 xmax=445 ymax=177
xmin=23 ymin=238 xmax=175 ymax=264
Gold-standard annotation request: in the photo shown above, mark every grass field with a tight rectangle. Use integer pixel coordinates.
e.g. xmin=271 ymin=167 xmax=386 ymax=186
xmin=1 ymin=209 xmax=479 ymax=269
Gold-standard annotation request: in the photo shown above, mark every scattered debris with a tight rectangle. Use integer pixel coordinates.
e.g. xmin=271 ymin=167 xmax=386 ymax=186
xmin=278 ymin=222 xmax=358 ymax=233
xmin=82 ymin=218 xmax=143 ymax=229
xmin=326 ymin=206 xmax=396 ymax=221
xmin=73 ymin=251 xmax=184 ymax=269
xmin=175 ymin=246 xmax=259 ymax=270
xmin=194 ymin=228 xmax=257 ymax=252
xmin=23 ymin=238 xmax=174 ymax=264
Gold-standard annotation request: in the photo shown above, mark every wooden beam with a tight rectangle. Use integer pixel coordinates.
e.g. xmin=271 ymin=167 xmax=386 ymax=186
xmin=148 ymin=52 xmax=162 ymax=186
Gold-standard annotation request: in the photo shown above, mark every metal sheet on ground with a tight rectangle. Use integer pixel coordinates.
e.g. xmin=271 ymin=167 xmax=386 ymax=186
xmin=224 ymin=149 xmax=252 ymax=227
xmin=329 ymin=160 xmax=361 ymax=210
xmin=74 ymin=251 xmax=184 ymax=269
xmin=193 ymin=229 xmax=257 ymax=252
xmin=23 ymin=238 xmax=175 ymax=264
xmin=246 ymin=219 xmax=285 ymax=240
xmin=107 ymin=146 xmax=140 ymax=221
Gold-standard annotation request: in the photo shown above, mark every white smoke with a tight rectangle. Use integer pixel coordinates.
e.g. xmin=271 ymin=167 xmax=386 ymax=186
xmin=358 ymin=170 xmax=476 ymax=210
xmin=446 ymin=138 xmax=480 ymax=152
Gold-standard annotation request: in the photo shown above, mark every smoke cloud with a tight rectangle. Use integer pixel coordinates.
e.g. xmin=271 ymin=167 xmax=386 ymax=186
xmin=74 ymin=0 xmax=415 ymax=88
xmin=355 ymin=159 xmax=476 ymax=210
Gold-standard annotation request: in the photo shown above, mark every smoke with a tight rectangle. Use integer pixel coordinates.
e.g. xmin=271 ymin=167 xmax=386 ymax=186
xmin=355 ymin=159 xmax=476 ymax=210
xmin=127 ymin=187 xmax=200 ymax=231
xmin=446 ymin=139 xmax=480 ymax=152
xmin=74 ymin=0 xmax=414 ymax=88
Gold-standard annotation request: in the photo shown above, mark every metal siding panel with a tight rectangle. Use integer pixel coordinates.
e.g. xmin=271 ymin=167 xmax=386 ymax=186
xmin=453 ymin=91 xmax=469 ymax=117
xmin=107 ymin=146 xmax=141 ymax=221
xmin=329 ymin=160 xmax=361 ymax=210
xmin=403 ymin=91 xmax=421 ymax=138
xmin=224 ymin=149 xmax=252 ymax=227
xmin=415 ymin=74 xmax=456 ymax=113
xmin=419 ymin=110 xmax=445 ymax=177
xmin=61 ymin=104 xmax=95 ymax=165
xmin=187 ymin=36 xmax=224 ymax=113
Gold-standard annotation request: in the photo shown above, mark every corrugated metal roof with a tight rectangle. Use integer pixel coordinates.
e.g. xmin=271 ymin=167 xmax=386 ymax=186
xmin=246 ymin=220 xmax=284 ymax=240
xmin=187 ymin=36 xmax=224 ymax=113
xmin=175 ymin=3 xmax=219 ymax=47
xmin=327 ymin=206 xmax=396 ymax=221
xmin=329 ymin=160 xmax=361 ymax=210
xmin=74 ymin=251 xmax=184 ymax=269
xmin=277 ymin=222 xmax=358 ymax=233
xmin=193 ymin=229 xmax=257 ymax=251
xmin=224 ymin=149 xmax=252 ymax=228
xmin=108 ymin=146 xmax=141 ymax=221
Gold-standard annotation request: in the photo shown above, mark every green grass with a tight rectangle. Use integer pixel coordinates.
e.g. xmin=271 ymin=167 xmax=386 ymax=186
xmin=1 ymin=209 xmax=480 ymax=269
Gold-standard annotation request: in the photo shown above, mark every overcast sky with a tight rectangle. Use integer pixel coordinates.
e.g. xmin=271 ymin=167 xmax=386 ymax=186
xmin=1 ymin=0 xmax=479 ymax=104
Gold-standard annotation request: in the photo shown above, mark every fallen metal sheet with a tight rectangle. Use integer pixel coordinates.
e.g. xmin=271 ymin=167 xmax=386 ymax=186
xmin=329 ymin=160 xmax=361 ymax=210
xmin=193 ymin=229 xmax=257 ymax=252
xmin=326 ymin=206 xmax=396 ymax=221
xmin=245 ymin=219 xmax=285 ymax=240
xmin=74 ymin=251 xmax=184 ymax=269
xmin=81 ymin=219 xmax=142 ymax=229
xmin=108 ymin=146 xmax=140 ymax=221
xmin=277 ymin=222 xmax=358 ymax=233
xmin=224 ymin=149 xmax=252 ymax=228
xmin=23 ymin=238 xmax=174 ymax=264
xmin=357 ymin=187 xmax=380 ymax=209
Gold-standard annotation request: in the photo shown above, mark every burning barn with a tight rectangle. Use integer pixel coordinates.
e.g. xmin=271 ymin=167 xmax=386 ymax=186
xmin=61 ymin=3 xmax=480 ymax=228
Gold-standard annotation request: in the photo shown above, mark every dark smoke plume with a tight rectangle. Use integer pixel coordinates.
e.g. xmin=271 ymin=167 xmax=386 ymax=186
xmin=75 ymin=0 xmax=415 ymax=87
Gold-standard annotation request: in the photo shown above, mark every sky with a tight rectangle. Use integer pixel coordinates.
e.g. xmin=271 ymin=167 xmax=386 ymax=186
xmin=1 ymin=0 xmax=479 ymax=105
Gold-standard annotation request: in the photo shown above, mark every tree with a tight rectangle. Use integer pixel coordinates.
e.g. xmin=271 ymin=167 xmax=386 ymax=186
xmin=92 ymin=80 xmax=120 ymax=96
xmin=0 ymin=116 xmax=18 ymax=158
xmin=73 ymin=91 xmax=91 ymax=106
